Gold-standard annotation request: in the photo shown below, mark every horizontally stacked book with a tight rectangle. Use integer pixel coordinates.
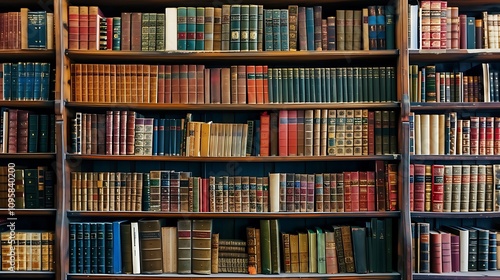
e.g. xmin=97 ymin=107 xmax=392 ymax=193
xmin=69 ymin=165 xmax=398 ymax=212
xmin=68 ymin=5 xmax=395 ymax=52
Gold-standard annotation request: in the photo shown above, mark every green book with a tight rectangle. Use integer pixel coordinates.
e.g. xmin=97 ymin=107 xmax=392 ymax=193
xmin=288 ymin=68 xmax=294 ymax=103
xmin=304 ymin=68 xmax=310 ymax=102
xmin=249 ymin=5 xmax=258 ymax=51
xmin=155 ymin=13 xmax=165 ymax=51
xmin=353 ymin=67 xmax=360 ymax=102
xmin=361 ymin=68 xmax=368 ymax=102
xmin=293 ymin=68 xmax=300 ymax=102
xmin=310 ymin=68 xmax=316 ymax=102
xmin=39 ymin=114 xmax=49 ymax=152
xmin=268 ymin=68 xmax=274 ymax=103
xmin=276 ymin=68 xmax=282 ymax=103
xmin=321 ymin=68 xmax=326 ymax=102
xmin=307 ymin=228 xmax=317 ymax=272
xmin=28 ymin=114 xmax=39 ymax=152
xmin=386 ymin=67 xmax=395 ymax=101
xmin=196 ymin=7 xmax=205 ymax=50
xmin=325 ymin=68 xmax=331 ymax=103
xmin=385 ymin=6 xmax=395 ymax=49
xmin=112 ymin=17 xmax=121 ymax=51
xmin=280 ymin=9 xmax=289 ymax=51
xmin=373 ymin=67 xmax=380 ymax=102
xmin=282 ymin=67 xmax=289 ymax=103
xmin=385 ymin=218 xmax=393 ymax=272
xmin=330 ymin=68 xmax=337 ymax=102
xmin=380 ymin=67 xmax=387 ymax=102
xmin=260 ymin=219 xmax=272 ymax=274
xmin=148 ymin=13 xmax=157 ymax=51
xmin=299 ymin=68 xmax=306 ymax=102
xmin=367 ymin=67 xmax=374 ymax=102
xmin=186 ymin=7 xmax=196 ymax=50
xmin=347 ymin=67 xmax=354 ymax=102
xmin=314 ymin=68 xmax=321 ymax=102
xmin=264 ymin=9 xmax=273 ymax=51
xmin=272 ymin=9 xmax=281 ymax=51
xmin=141 ymin=13 xmax=149 ymax=51
xmin=316 ymin=227 xmax=326 ymax=273
xmin=336 ymin=68 xmax=343 ymax=102
xmin=177 ymin=7 xmax=187 ymax=50
xmin=342 ymin=68 xmax=348 ymax=102
xmin=230 ymin=5 xmax=241 ymax=51
xmin=270 ymin=219 xmax=281 ymax=274
xmin=351 ymin=226 xmax=368 ymax=273
xmin=240 ymin=5 xmax=249 ymax=51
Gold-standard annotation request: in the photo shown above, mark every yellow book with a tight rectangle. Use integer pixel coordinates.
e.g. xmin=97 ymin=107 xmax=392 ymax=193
xmin=200 ymin=122 xmax=211 ymax=157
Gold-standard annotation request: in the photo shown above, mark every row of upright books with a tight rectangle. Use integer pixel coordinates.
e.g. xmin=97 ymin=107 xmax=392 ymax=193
xmin=0 ymin=230 xmax=55 ymax=271
xmin=410 ymin=113 xmax=500 ymax=156
xmin=70 ymin=164 xmax=398 ymax=212
xmin=70 ymin=64 xmax=397 ymax=104
xmin=68 ymin=5 xmax=395 ymax=52
xmin=0 ymin=9 xmax=54 ymax=50
xmin=70 ymin=110 xmax=398 ymax=157
xmin=408 ymin=1 xmax=500 ymax=50
xmin=0 ymin=62 xmax=52 ymax=101
xmin=410 ymin=164 xmax=500 ymax=212
xmin=0 ymin=166 xmax=55 ymax=209
xmin=69 ymin=218 xmax=393 ymax=275
xmin=412 ymin=223 xmax=499 ymax=273
xmin=409 ymin=63 xmax=500 ymax=103
xmin=0 ymin=109 xmax=55 ymax=154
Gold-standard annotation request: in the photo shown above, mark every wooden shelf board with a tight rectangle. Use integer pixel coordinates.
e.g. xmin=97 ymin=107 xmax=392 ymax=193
xmin=67 ymin=272 xmax=400 ymax=280
xmin=67 ymin=0 xmax=389 ymax=7
xmin=414 ymin=271 xmax=500 ymax=279
xmin=0 ymin=101 xmax=54 ymax=108
xmin=411 ymin=155 xmax=500 ymax=161
xmin=409 ymin=49 xmax=500 ymax=62
xmin=0 ymin=209 xmax=56 ymax=216
xmin=0 ymin=50 xmax=54 ymax=60
xmin=65 ymin=102 xmax=401 ymax=111
xmin=66 ymin=50 xmax=399 ymax=63
xmin=68 ymin=211 xmax=400 ymax=219
xmin=0 ymin=271 xmax=55 ymax=278
xmin=0 ymin=153 xmax=56 ymax=159
xmin=66 ymin=154 xmax=401 ymax=162
xmin=411 ymin=212 xmax=500 ymax=218
xmin=411 ymin=102 xmax=500 ymax=111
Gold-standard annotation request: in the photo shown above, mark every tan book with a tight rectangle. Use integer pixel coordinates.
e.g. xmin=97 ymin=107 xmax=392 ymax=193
xmin=438 ymin=114 xmax=445 ymax=155
xmin=420 ymin=114 xmax=430 ymax=155
xmin=353 ymin=10 xmax=362 ymax=50
xmin=362 ymin=8 xmax=369 ymax=50
xmin=298 ymin=231 xmax=308 ymax=272
xmin=325 ymin=230 xmax=338 ymax=274
xmin=16 ymin=231 xmax=26 ymax=271
xmin=20 ymin=8 xmax=29 ymax=50
xmin=204 ymin=7 xmax=214 ymax=51
xmin=41 ymin=231 xmax=50 ymax=271
xmin=429 ymin=114 xmax=440 ymax=155
xmin=443 ymin=165 xmax=453 ymax=212
xmin=211 ymin=233 xmax=219 ymax=273
xmin=31 ymin=232 xmax=42 ymax=271
xmin=192 ymin=220 xmax=212 ymax=275
xmin=477 ymin=165 xmax=486 ymax=212
xmin=213 ymin=8 xmax=222 ymax=50
xmin=289 ymin=233 xmax=299 ymax=273
xmin=281 ymin=232 xmax=291 ymax=273
xmin=160 ymin=227 xmax=177 ymax=273
xmin=307 ymin=229 xmax=317 ymax=273
xmin=486 ymin=165 xmax=494 ymax=212
xmin=1 ymin=232 xmax=10 ymax=270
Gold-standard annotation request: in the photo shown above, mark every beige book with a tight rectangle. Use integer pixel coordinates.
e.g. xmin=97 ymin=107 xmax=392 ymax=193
xmin=211 ymin=233 xmax=219 ymax=273
xmin=429 ymin=114 xmax=440 ymax=155
xmin=269 ymin=173 xmax=280 ymax=212
xmin=362 ymin=8 xmax=369 ymax=50
xmin=20 ymin=8 xmax=29 ymax=49
xmin=161 ymin=227 xmax=177 ymax=273
xmin=415 ymin=114 xmax=421 ymax=155
xmin=420 ymin=114 xmax=430 ymax=155
xmin=439 ymin=114 xmax=445 ymax=155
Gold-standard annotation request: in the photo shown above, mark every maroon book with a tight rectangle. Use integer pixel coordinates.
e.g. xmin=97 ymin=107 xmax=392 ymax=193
xmin=430 ymin=231 xmax=442 ymax=273
xmin=112 ymin=111 xmax=120 ymax=155
xmin=16 ymin=110 xmax=29 ymax=153
xmin=459 ymin=15 xmax=467 ymax=49
xmin=375 ymin=160 xmax=386 ymax=211
xmin=105 ymin=111 xmax=113 ymax=155
xmin=450 ymin=234 xmax=460 ymax=272
xmin=440 ymin=231 xmax=452 ymax=273
xmin=413 ymin=164 xmax=426 ymax=211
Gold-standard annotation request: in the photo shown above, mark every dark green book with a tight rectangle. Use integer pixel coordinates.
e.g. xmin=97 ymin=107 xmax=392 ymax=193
xmin=270 ymin=219 xmax=281 ymax=274
xmin=272 ymin=9 xmax=281 ymax=51
xmin=321 ymin=68 xmax=326 ymax=102
xmin=310 ymin=68 xmax=316 ymax=102
xmin=374 ymin=111 xmax=383 ymax=155
xmin=293 ymin=68 xmax=299 ymax=102
xmin=389 ymin=111 xmax=397 ymax=154
xmin=336 ymin=68 xmax=343 ymax=102
xmin=377 ymin=219 xmax=387 ymax=273
xmin=367 ymin=67 xmax=374 ymax=102
xmin=156 ymin=14 xmax=165 ymax=51
xmin=380 ymin=67 xmax=387 ymax=102
xmin=50 ymin=114 xmax=55 ymax=152
xmin=305 ymin=68 xmax=311 ymax=102
xmin=314 ymin=68 xmax=321 ymax=102
xmin=277 ymin=68 xmax=283 ymax=103
xmin=330 ymin=68 xmax=337 ymax=102
xmin=299 ymin=68 xmax=306 ymax=102
xmin=268 ymin=68 xmax=274 ymax=103
xmin=373 ymin=67 xmax=380 ymax=102
xmin=44 ymin=170 xmax=54 ymax=208
xmin=39 ymin=114 xmax=49 ymax=152
xmin=196 ymin=8 xmax=205 ymax=50
xmin=28 ymin=114 xmax=39 ymax=153
xmin=385 ymin=6 xmax=395 ymax=49
xmin=249 ymin=5 xmax=258 ymax=51
xmin=264 ymin=9 xmax=273 ymax=51
xmin=425 ymin=66 xmax=437 ymax=102
xmin=467 ymin=17 xmax=476 ymax=49
xmin=282 ymin=67 xmax=289 ymax=103
xmin=382 ymin=111 xmax=390 ymax=155
xmin=148 ymin=13 xmax=157 ymax=51
xmin=386 ymin=67 xmax=395 ymax=101
xmin=240 ymin=5 xmax=249 ymax=51
xmin=325 ymin=68 xmax=331 ymax=103
xmin=260 ymin=219 xmax=272 ymax=274
xmin=352 ymin=226 xmax=368 ymax=273
xmin=361 ymin=68 xmax=368 ymax=102
xmin=24 ymin=169 xmax=39 ymax=208
xmin=230 ymin=5 xmax=241 ymax=51
xmin=112 ymin=17 xmax=121 ymax=50
xmin=342 ymin=68 xmax=348 ymax=102
xmin=353 ymin=67 xmax=360 ymax=102
xmin=347 ymin=67 xmax=353 ymax=102
xmin=142 ymin=13 xmax=150 ymax=51
xmin=288 ymin=68 xmax=294 ymax=103
xmin=385 ymin=218 xmax=393 ymax=272
xmin=177 ymin=7 xmax=187 ymax=50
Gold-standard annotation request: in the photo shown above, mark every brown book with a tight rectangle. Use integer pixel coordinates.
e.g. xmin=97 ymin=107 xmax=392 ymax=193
xmin=256 ymin=228 xmax=262 ymax=273
xmin=288 ymin=5 xmax=298 ymax=51
xmin=247 ymin=227 xmax=258 ymax=273
xmin=191 ymin=219 xmax=212 ymax=275
xmin=177 ymin=219 xmax=192 ymax=274
xmin=336 ymin=10 xmax=345 ymax=50
xmin=211 ymin=233 xmax=219 ymax=273
xmin=281 ymin=232 xmax=291 ymax=273
xmin=120 ymin=12 xmax=131 ymax=51
xmin=138 ymin=219 xmax=165 ymax=273
xmin=8 ymin=109 xmax=18 ymax=153
xmin=451 ymin=7 xmax=459 ymax=49
xmin=210 ymin=68 xmax=221 ymax=104
xmin=160 ymin=227 xmax=177 ymax=273
xmin=213 ymin=8 xmax=222 ymax=50
xmin=344 ymin=10 xmax=353 ymax=51
xmin=131 ymin=13 xmax=142 ymax=51
xmin=220 ymin=67 xmax=230 ymax=104
xmin=341 ymin=225 xmax=355 ymax=273
xmin=325 ymin=230 xmax=338 ymax=274
xmin=353 ymin=10 xmax=362 ymax=50
xmin=120 ymin=223 xmax=133 ymax=274
xmin=298 ymin=7 xmax=307 ymax=50
xmin=289 ymin=233 xmax=299 ymax=273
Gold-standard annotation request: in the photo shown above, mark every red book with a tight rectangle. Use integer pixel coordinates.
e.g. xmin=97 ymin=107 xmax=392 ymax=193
xmin=187 ymin=64 xmax=197 ymax=104
xmin=220 ymin=68 xmax=230 ymax=104
xmin=112 ymin=111 xmax=120 ymax=155
xmin=431 ymin=164 xmax=444 ymax=212
xmin=171 ymin=65 xmax=180 ymax=104
xmin=459 ymin=14 xmax=467 ymax=49
xmin=367 ymin=171 xmax=376 ymax=211
xmin=237 ymin=65 xmax=247 ymax=104
xmin=165 ymin=65 xmax=172 ymax=103
xmin=88 ymin=6 xmax=104 ymax=50
xmin=414 ymin=164 xmax=426 ymax=211
xmin=209 ymin=68 xmax=221 ymax=104
xmin=79 ymin=6 xmax=89 ymax=50
xmin=263 ymin=65 xmax=269 ymax=103
xmin=105 ymin=111 xmax=113 ymax=155
xmin=196 ymin=65 xmax=205 ymax=104
xmin=470 ymin=116 xmax=479 ymax=155
xmin=350 ymin=171 xmax=360 ymax=212
xmin=450 ymin=234 xmax=460 ymax=272
xmin=358 ymin=171 xmax=368 ymax=211
xmin=278 ymin=110 xmax=289 ymax=156
xmin=255 ymin=65 xmax=264 ymax=104
xmin=410 ymin=164 xmax=415 ymax=211
xmin=368 ymin=111 xmax=375 ymax=155
xmin=16 ymin=110 xmax=28 ymax=153
xmin=440 ymin=231 xmax=452 ymax=273
xmin=287 ymin=110 xmax=298 ymax=156
xmin=375 ymin=161 xmax=386 ymax=211
xmin=157 ymin=65 xmax=165 ymax=103
xmin=126 ymin=112 xmax=135 ymax=155
xmin=260 ymin=112 xmax=270 ymax=156
xmin=119 ymin=111 xmax=127 ymax=155
xmin=430 ymin=231 xmax=443 ymax=273
xmin=246 ymin=65 xmax=256 ymax=104
xmin=486 ymin=117 xmax=494 ymax=155
xmin=343 ymin=172 xmax=351 ymax=212
xmin=179 ymin=65 xmax=189 ymax=104
xmin=440 ymin=1 xmax=447 ymax=49
xmin=479 ymin=116 xmax=486 ymax=155
xmin=68 ymin=6 xmax=80 ymax=50
xmin=106 ymin=17 xmax=113 ymax=50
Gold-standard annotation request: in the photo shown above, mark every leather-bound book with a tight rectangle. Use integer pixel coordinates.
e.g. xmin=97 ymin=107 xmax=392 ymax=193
xmin=177 ymin=219 xmax=192 ymax=273
xmin=191 ymin=219 xmax=212 ymax=274
xmin=418 ymin=223 xmax=430 ymax=273
xmin=430 ymin=231 xmax=442 ymax=273
xmin=351 ymin=226 xmax=367 ymax=273
xmin=17 ymin=110 xmax=29 ymax=153
xmin=432 ymin=165 xmax=444 ymax=212
xmin=211 ymin=233 xmax=219 ymax=273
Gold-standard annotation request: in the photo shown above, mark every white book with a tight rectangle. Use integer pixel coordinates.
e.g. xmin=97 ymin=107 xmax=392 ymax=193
xmin=268 ymin=173 xmax=280 ymax=212
xmin=415 ymin=114 xmax=421 ymax=155
xmin=130 ymin=222 xmax=141 ymax=274
xmin=165 ymin=8 xmax=178 ymax=51
xmin=409 ymin=5 xmax=419 ymax=50
xmin=420 ymin=114 xmax=430 ymax=155
xmin=482 ymin=63 xmax=491 ymax=102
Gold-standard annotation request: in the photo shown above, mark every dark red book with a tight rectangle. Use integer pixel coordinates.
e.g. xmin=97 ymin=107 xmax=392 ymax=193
xmin=430 ymin=231 xmax=442 ymax=273
xmin=97 ymin=113 xmax=106 ymax=154
xmin=450 ymin=234 xmax=460 ymax=272
xmin=112 ymin=111 xmax=120 ymax=155
xmin=263 ymin=65 xmax=269 ymax=103
xmin=459 ymin=14 xmax=467 ymax=49
xmin=367 ymin=171 xmax=376 ymax=211
xmin=79 ymin=7 xmax=89 ymax=50
xmin=119 ymin=111 xmax=127 ymax=155
xmin=368 ymin=111 xmax=375 ymax=155
xmin=343 ymin=172 xmax=351 ymax=212
xmin=210 ymin=68 xmax=221 ymax=104
xmin=68 ymin=6 xmax=80 ymax=50
xmin=278 ymin=110 xmax=289 ymax=156
xmin=255 ymin=65 xmax=264 ymax=104
xmin=375 ymin=160 xmax=386 ymax=211
xmin=16 ymin=110 xmax=29 ymax=153
xmin=171 ymin=65 xmax=180 ymax=104
xmin=120 ymin=12 xmax=131 ymax=51
xmin=237 ymin=65 xmax=247 ymax=104
xmin=246 ymin=65 xmax=256 ymax=104
xmin=196 ymin=65 xmax=205 ymax=104
xmin=91 ymin=114 xmax=98 ymax=154
xmin=413 ymin=164 xmax=426 ymax=211
xmin=287 ymin=110 xmax=298 ymax=156
xmin=350 ymin=171 xmax=359 ymax=212
xmin=440 ymin=231 xmax=452 ymax=273
xmin=431 ymin=165 xmax=444 ymax=212
xmin=410 ymin=164 xmax=414 ymax=211
xmin=358 ymin=171 xmax=368 ymax=211
xmin=131 ymin=13 xmax=142 ymax=51
xmin=105 ymin=111 xmax=113 ymax=155
xmin=298 ymin=7 xmax=307 ymax=51
xmin=387 ymin=163 xmax=398 ymax=211
xmin=106 ymin=18 xmax=113 ymax=50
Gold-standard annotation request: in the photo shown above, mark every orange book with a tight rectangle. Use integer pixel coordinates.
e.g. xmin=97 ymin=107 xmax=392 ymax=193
xmin=81 ymin=64 xmax=88 ymax=102
xmin=150 ymin=65 xmax=159 ymax=103
xmin=68 ymin=6 xmax=80 ymax=50
xmin=142 ymin=64 xmax=150 ymax=103
xmin=260 ymin=112 xmax=270 ymax=156
xmin=158 ymin=65 xmax=165 ymax=103
xmin=87 ymin=63 xmax=94 ymax=102
xmin=165 ymin=65 xmax=172 ymax=103
xmin=93 ymin=64 xmax=99 ymax=102
xmin=279 ymin=110 xmax=289 ymax=156
xmin=288 ymin=110 xmax=298 ymax=156
xmin=120 ymin=64 xmax=127 ymax=102
xmin=124 ymin=64 xmax=131 ymax=103
xmin=98 ymin=64 xmax=105 ymax=102
xmin=136 ymin=64 xmax=144 ymax=103
xmin=79 ymin=6 xmax=89 ymax=50
xmin=179 ymin=64 xmax=189 ymax=104
xmin=237 ymin=65 xmax=247 ymax=104
xmin=255 ymin=65 xmax=264 ymax=104
xmin=110 ymin=65 xmax=116 ymax=103
xmin=196 ymin=65 xmax=205 ymax=104
xmin=263 ymin=66 xmax=269 ymax=103
xmin=171 ymin=65 xmax=180 ymax=103
xmin=188 ymin=64 xmax=197 ymax=104
xmin=73 ymin=64 xmax=82 ymax=102
xmin=246 ymin=65 xmax=256 ymax=104
xmin=230 ymin=66 xmax=238 ymax=104
xmin=130 ymin=64 xmax=137 ymax=103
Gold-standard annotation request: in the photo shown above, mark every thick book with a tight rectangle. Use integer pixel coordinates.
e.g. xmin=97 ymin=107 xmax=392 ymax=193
xmin=138 ymin=219 xmax=165 ymax=274
xmin=191 ymin=220 xmax=212 ymax=275
xmin=177 ymin=219 xmax=192 ymax=274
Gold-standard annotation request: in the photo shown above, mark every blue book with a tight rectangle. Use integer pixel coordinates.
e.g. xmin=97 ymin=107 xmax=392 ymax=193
xmin=272 ymin=9 xmax=281 ymax=51
xmin=152 ymin=118 xmax=158 ymax=155
xmin=368 ymin=6 xmax=377 ymax=50
xmin=27 ymin=11 xmax=39 ymax=48
xmin=158 ymin=119 xmax=165 ymax=156
xmin=168 ymin=119 xmax=175 ymax=156
xmin=3 ymin=63 xmax=11 ymax=100
xmin=69 ymin=223 xmax=77 ymax=273
xmin=11 ymin=63 xmax=18 ymax=100
xmin=90 ymin=223 xmax=98 ymax=273
xmin=280 ymin=9 xmax=289 ymax=51
xmin=40 ymin=63 xmax=50 ymax=100
xmin=264 ymin=9 xmax=273 ymax=51
xmin=195 ymin=7 xmax=205 ymax=50
xmin=177 ymin=7 xmax=187 ymax=50
xmin=306 ymin=7 xmax=314 ymax=51
xmin=175 ymin=118 xmax=182 ymax=155
xmin=83 ymin=222 xmax=91 ymax=273
xmin=164 ymin=118 xmax=171 ymax=156
xmin=321 ymin=68 xmax=326 ymax=102
xmin=25 ymin=62 xmax=34 ymax=100
xmin=37 ymin=11 xmax=47 ymax=49
xmin=17 ymin=62 xmax=25 ymax=100
xmin=96 ymin=222 xmax=105 ymax=273
xmin=111 ymin=221 xmax=125 ymax=273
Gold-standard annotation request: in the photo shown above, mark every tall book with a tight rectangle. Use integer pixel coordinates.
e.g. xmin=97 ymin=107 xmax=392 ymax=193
xmin=177 ymin=219 xmax=192 ymax=274
xmin=191 ymin=220 xmax=212 ymax=275
xmin=138 ymin=219 xmax=165 ymax=273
